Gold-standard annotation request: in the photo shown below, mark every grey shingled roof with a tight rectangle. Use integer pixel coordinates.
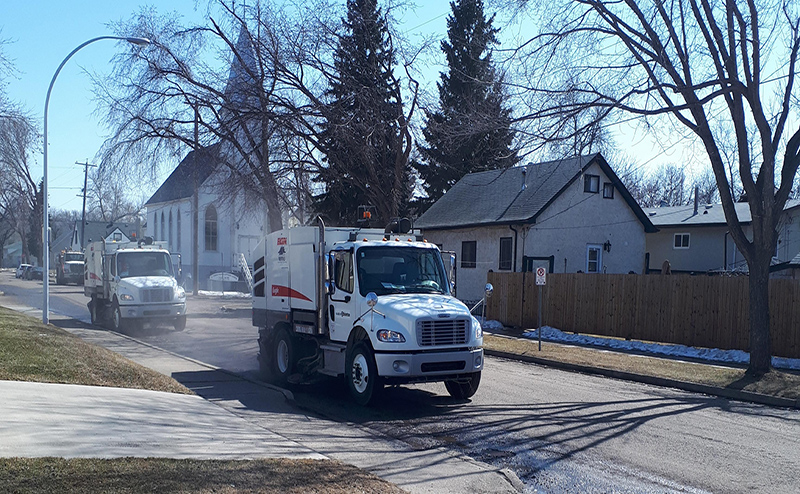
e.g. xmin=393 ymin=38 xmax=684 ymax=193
xmin=145 ymin=144 xmax=220 ymax=206
xmin=646 ymin=199 xmax=800 ymax=227
xmin=416 ymin=153 xmax=656 ymax=232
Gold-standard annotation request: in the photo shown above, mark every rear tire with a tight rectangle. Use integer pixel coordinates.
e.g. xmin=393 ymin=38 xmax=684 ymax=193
xmin=271 ymin=328 xmax=295 ymax=386
xmin=445 ymin=371 xmax=481 ymax=400
xmin=346 ymin=341 xmax=382 ymax=406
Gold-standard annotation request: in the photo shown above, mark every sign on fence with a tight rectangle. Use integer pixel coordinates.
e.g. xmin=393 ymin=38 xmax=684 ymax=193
xmin=535 ymin=267 xmax=546 ymax=286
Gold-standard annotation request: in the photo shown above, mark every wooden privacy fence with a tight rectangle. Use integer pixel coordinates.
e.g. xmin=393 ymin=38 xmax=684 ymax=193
xmin=486 ymin=272 xmax=800 ymax=359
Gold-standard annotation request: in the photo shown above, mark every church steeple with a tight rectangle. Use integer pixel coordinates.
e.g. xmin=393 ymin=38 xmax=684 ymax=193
xmin=223 ymin=20 xmax=258 ymax=110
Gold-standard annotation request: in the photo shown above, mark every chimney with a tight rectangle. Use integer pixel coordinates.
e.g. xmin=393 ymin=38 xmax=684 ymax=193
xmin=521 ymin=167 xmax=527 ymax=191
xmin=694 ymin=186 xmax=699 ymax=215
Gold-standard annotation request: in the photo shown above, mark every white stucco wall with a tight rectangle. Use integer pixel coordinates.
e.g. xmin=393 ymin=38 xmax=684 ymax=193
xmin=777 ymin=206 xmax=800 ymax=263
xmin=423 ymin=162 xmax=648 ymax=301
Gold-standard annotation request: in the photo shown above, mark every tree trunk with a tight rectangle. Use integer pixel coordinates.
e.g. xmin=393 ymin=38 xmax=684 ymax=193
xmin=747 ymin=252 xmax=772 ymax=375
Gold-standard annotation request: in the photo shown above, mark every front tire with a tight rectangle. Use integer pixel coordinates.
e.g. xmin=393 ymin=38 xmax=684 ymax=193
xmin=271 ymin=328 xmax=295 ymax=386
xmin=445 ymin=371 xmax=481 ymax=399
xmin=111 ymin=301 xmax=124 ymax=332
xmin=173 ymin=316 xmax=187 ymax=331
xmin=346 ymin=341 xmax=382 ymax=406
xmin=88 ymin=298 xmax=99 ymax=325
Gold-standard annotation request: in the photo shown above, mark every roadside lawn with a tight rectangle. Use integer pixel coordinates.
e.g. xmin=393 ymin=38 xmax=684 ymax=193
xmin=483 ymin=333 xmax=800 ymax=401
xmin=0 ymin=306 xmax=190 ymax=393
xmin=0 ymin=457 xmax=405 ymax=494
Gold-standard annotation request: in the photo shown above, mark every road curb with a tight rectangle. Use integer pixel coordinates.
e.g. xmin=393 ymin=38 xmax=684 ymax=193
xmin=484 ymin=348 xmax=800 ymax=410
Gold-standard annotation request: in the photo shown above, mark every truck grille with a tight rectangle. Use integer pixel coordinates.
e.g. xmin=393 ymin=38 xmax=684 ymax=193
xmin=416 ymin=318 xmax=469 ymax=346
xmin=141 ymin=288 xmax=172 ymax=303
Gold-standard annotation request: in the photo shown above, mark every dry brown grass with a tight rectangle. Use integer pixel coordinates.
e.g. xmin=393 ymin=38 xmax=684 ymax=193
xmin=0 ymin=457 xmax=406 ymax=494
xmin=484 ymin=333 xmax=800 ymax=401
xmin=0 ymin=307 xmax=191 ymax=394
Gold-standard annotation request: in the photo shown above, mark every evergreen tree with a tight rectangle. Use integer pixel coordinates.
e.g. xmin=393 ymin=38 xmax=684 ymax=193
xmin=415 ymin=0 xmax=518 ymax=208
xmin=315 ymin=0 xmax=413 ymax=225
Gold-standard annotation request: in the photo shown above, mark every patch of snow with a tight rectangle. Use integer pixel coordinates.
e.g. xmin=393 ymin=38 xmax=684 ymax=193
xmin=485 ymin=322 xmax=800 ymax=371
xmin=196 ymin=290 xmax=252 ymax=299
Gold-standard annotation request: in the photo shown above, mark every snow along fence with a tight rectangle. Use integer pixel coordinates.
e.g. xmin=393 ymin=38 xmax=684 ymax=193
xmin=486 ymin=272 xmax=800 ymax=359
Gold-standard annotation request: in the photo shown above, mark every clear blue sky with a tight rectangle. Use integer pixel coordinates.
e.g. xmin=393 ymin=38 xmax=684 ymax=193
xmin=2 ymin=1 xmax=450 ymax=214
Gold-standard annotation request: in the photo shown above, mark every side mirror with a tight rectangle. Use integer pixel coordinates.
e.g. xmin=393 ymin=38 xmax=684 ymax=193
xmin=484 ymin=283 xmax=493 ymax=298
xmin=114 ymin=275 xmax=121 ymax=283
xmin=366 ymin=292 xmax=378 ymax=307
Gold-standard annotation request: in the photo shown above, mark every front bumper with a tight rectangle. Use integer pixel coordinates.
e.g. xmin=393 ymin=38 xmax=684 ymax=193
xmin=374 ymin=348 xmax=483 ymax=379
xmin=119 ymin=303 xmax=186 ymax=320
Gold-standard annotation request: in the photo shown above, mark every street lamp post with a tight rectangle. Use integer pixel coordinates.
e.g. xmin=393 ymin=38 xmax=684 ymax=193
xmin=42 ymin=36 xmax=149 ymax=324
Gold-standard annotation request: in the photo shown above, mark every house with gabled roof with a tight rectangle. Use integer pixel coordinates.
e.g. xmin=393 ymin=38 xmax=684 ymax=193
xmin=645 ymin=199 xmax=800 ymax=274
xmin=416 ymin=153 xmax=657 ymax=301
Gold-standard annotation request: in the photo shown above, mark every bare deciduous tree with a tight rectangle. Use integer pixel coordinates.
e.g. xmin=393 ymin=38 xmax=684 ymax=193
xmin=507 ymin=0 xmax=800 ymax=374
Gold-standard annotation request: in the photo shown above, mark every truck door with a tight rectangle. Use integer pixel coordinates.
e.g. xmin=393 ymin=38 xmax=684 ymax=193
xmin=328 ymin=249 xmax=357 ymax=342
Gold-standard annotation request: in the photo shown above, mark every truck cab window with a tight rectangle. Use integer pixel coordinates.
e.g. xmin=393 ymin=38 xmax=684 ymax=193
xmin=333 ymin=250 xmax=354 ymax=293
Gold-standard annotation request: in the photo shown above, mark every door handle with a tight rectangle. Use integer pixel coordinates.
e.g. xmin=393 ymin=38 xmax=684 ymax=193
xmin=329 ymin=304 xmax=335 ymax=321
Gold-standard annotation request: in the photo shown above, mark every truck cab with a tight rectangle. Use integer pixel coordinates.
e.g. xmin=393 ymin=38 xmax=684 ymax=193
xmin=253 ymin=220 xmax=485 ymax=405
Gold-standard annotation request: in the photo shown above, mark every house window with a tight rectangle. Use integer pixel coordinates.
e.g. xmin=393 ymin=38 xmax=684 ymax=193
xmin=603 ymin=182 xmax=614 ymax=199
xmin=499 ymin=237 xmax=513 ymax=271
xmin=160 ymin=212 xmax=165 ymax=242
xmin=461 ymin=241 xmax=477 ymax=269
xmin=113 ymin=232 xmax=122 ymax=242
xmin=176 ymin=208 xmax=181 ymax=251
xmin=586 ymin=245 xmax=602 ymax=273
xmin=674 ymin=233 xmax=690 ymax=249
xmin=584 ymin=174 xmax=600 ymax=193
xmin=205 ymin=205 xmax=218 ymax=252
xmin=168 ymin=211 xmax=173 ymax=249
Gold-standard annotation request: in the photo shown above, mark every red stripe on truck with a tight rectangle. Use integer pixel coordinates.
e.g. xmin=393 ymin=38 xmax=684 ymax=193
xmin=271 ymin=284 xmax=311 ymax=302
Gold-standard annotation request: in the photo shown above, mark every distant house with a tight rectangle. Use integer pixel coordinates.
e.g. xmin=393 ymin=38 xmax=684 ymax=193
xmin=49 ymin=220 xmax=141 ymax=268
xmin=416 ymin=154 xmax=657 ymax=301
xmin=645 ymin=200 xmax=800 ymax=274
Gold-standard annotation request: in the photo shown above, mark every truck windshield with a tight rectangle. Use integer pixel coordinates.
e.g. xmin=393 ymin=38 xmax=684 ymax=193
xmin=356 ymin=246 xmax=449 ymax=296
xmin=64 ymin=253 xmax=83 ymax=262
xmin=117 ymin=251 xmax=174 ymax=278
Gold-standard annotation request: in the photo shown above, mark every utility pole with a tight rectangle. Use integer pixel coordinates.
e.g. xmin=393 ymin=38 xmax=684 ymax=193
xmin=192 ymin=104 xmax=200 ymax=296
xmin=75 ymin=160 xmax=97 ymax=249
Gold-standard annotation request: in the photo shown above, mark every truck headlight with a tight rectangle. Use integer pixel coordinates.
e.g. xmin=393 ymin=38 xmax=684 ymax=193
xmin=176 ymin=287 xmax=186 ymax=300
xmin=377 ymin=329 xmax=406 ymax=343
xmin=472 ymin=316 xmax=483 ymax=340
xmin=119 ymin=294 xmax=134 ymax=302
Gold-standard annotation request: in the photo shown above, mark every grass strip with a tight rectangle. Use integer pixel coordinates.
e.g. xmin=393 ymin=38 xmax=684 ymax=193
xmin=0 ymin=457 xmax=405 ymax=494
xmin=484 ymin=333 xmax=800 ymax=401
xmin=0 ymin=307 xmax=190 ymax=394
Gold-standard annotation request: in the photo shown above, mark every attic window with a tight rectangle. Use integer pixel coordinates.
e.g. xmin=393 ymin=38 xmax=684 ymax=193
xmin=603 ymin=182 xmax=614 ymax=199
xmin=584 ymin=174 xmax=600 ymax=193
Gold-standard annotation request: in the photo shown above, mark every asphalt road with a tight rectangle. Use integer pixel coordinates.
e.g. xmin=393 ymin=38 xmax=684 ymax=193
xmin=3 ymin=272 xmax=799 ymax=493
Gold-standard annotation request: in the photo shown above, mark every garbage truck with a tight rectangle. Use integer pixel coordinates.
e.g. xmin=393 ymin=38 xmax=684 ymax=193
xmin=84 ymin=238 xmax=187 ymax=331
xmin=252 ymin=218 xmax=487 ymax=405
xmin=55 ymin=249 xmax=85 ymax=285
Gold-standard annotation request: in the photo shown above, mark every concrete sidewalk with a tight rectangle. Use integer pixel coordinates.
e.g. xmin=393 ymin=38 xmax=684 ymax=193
xmin=0 ymin=380 xmax=323 ymax=460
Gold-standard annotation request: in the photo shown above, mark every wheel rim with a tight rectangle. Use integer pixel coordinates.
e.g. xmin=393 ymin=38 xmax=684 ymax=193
xmin=350 ymin=353 xmax=369 ymax=394
xmin=276 ymin=339 xmax=289 ymax=374
xmin=113 ymin=308 xmax=121 ymax=329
